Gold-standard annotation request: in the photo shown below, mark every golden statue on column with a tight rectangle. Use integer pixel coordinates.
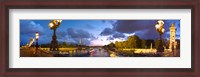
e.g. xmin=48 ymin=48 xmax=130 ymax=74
xmin=169 ymin=23 xmax=177 ymax=50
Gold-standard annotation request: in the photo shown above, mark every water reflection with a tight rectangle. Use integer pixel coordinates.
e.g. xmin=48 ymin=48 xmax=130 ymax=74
xmin=54 ymin=47 xmax=111 ymax=57
xmin=53 ymin=47 xmax=180 ymax=57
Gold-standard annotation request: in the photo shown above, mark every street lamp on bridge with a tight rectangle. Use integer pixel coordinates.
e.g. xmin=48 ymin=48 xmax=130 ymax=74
xmin=48 ymin=20 xmax=62 ymax=51
xmin=34 ymin=32 xmax=39 ymax=54
xmin=155 ymin=20 xmax=165 ymax=55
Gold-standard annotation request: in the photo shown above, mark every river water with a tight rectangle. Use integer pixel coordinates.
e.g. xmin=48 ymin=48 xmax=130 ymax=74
xmin=54 ymin=47 xmax=112 ymax=57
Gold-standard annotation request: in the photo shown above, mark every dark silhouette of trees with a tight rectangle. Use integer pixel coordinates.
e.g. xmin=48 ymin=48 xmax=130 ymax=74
xmin=61 ymin=42 xmax=68 ymax=48
xmin=145 ymin=40 xmax=155 ymax=48
xmin=141 ymin=40 xmax=146 ymax=48
xmin=113 ymin=35 xmax=173 ymax=49
xmin=108 ymin=42 xmax=115 ymax=48
xmin=114 ymin=35 xmax=143 ymax=49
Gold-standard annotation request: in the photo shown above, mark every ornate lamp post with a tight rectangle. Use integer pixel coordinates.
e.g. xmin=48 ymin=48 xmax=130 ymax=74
xmin=35 ymin=32 xmax=39 ymax=54
xmin=155 ymin=20 xmax=165 ymax=55
xmin=48 ymin=20 xmax=62 ymax=51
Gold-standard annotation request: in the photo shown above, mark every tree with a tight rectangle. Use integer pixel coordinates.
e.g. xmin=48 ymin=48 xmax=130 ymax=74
xmin=68 ymin=44 xmax=75 ymax=47
xmin=108 ymin=42 xmax=115 ymax=48
xmin=145 ymin=39 xmax=155 ymax=48
xmin=115 ymin=41 xmax=123 ymax=49
xmin=40 ymin=43 xmax=50 ymax=48
xmin=141 ymin=40 xmax=146 ymax=48
xmin=155 ymin=39 xmax=165 ymax=49
xmin=115 ymin=41 xmax=119 ymax=48
xmin=155 ymin=39 xmax=160 ymax=49
xmin=126 ymin=35 xmax=141 ymax=48
xmin=122 ymin=41 xmax=127 ymax=49
xmin=127 ymin=36 xmax=136 ymax=48
xmin=61 ymin=42 xmax=67 ymax=48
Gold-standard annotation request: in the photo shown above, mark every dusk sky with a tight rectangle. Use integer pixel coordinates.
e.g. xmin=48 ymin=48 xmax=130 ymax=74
xmin=20 ymin=20 xmax=180 ymax=46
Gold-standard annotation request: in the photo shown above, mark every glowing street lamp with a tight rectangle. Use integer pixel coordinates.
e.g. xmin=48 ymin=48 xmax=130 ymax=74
xmin=155 ymin=20 xmax=165 ymax=36
xmin=155 ymin=20 xmax=165 ymax=55
xmin=36 ymin=32 xmax=39 ymax=40
xmin=48 ymin=20 xmax=62 ymax=30
xmin=48 ymin=20 xmax=62 ymax=51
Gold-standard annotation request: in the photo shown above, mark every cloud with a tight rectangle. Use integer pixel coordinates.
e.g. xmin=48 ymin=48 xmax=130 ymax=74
xmin=20 ymin=20 xmax=45 ymax=35
xmin=20 ymin=20 xmax=180 ymax=46
xmin=134 ymin=29 xmax=158 ymax=40
xmin=100 ymin=20 xmax=157 ymax=40
xmin=20 ymin=20 xmax=47 ymax=45
xmin=84 ymin=24 xmax=95 ymax=29
xmin=66 ymin=28 xmax=96 ymax=45
xmin=103 ymin=32 xmax=125 ymax=41
xmin=67 ymin=28 xmax=92 ymax=38
xmin=90 ymin=39 xmax=104 ymax=46
xmin=111 ymin=20 xmax=159 ymax=39
xmin=100 ymin=28 xmax=113 ymax=36
xmin=113 ymin=20 xmax=157 ymax=34
xmin=107 ymin=36 xmax=114 ymax=40
xmin=39 ymin=35 xmax=52 ymax=44
xmin=110 ymin=20 xmax=180 ymax=40
xmin=56 ymin=30 xmax=68 ymax=40
xmin=112 ymin=32 xmax=125 ymax=38
xmin=102 ymin=20 xmax=116 ymax=24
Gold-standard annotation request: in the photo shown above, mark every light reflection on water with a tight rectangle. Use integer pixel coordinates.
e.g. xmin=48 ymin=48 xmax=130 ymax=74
xmin=57 ymin=47 xmax=111 ymax=57
xmin=47 ymin=47 xmax=180 ymax=57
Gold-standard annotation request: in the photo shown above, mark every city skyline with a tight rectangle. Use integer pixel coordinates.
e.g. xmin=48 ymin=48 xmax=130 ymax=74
xmin=20 ymin=20 xmax=180 ymax=46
